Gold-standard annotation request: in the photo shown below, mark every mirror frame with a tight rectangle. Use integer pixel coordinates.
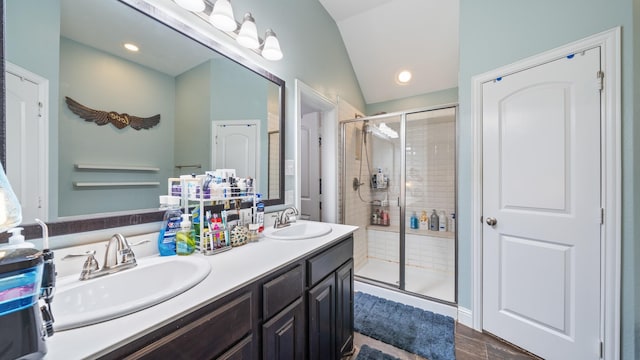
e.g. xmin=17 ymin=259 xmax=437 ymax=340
xmin=0 ymin=0 xmax=285 ymax=240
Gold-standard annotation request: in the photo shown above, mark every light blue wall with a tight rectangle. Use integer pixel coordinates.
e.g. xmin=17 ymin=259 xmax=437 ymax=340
xmin=221 ymin=0 xmax=366 ymax=192
xmin=458 ymin=0 xmax=637 ymax=358
xmin=5 ymin=0 xmax=60 ymax=218
xmin=174 ymin=61 xmax=212 ymax=177
xmin=365 ymin=87 xmax=458 ymax=115
xmin=58 ymin=37 xmax=175 ymax=216
xmin=210 ymin=57 xmax=269 ymax=196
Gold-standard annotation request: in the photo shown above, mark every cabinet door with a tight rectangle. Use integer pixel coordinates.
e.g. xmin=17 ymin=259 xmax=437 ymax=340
xmin=308 ymin=275 xmax=336 ymax=360
xmin=263 ymin=298 xmax=305 ymax=360
xmin=336 ymin=259 xmax=354 ymax=358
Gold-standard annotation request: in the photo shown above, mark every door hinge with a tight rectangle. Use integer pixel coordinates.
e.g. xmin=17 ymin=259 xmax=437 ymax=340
xmin=319 ymin=178 xmax=322 ymax=195
xmin=597 ymin=70 xmax=604 ymax=92
xmin=38 ymin=101 xmax=43 ymax=117
xmin=318 ymin=136 xmax=322 ymax=147
xmin=319 ymin=201 xmax=322 ymax=210
xmin=600 ymin=208 xmax=605 ymax=225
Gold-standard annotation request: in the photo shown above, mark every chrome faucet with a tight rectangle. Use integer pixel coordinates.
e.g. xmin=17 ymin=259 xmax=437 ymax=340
xmin=63 ymin=234 xmax=146 ymax=280
xmin=274 ymin=207 xmax=299 ymax=228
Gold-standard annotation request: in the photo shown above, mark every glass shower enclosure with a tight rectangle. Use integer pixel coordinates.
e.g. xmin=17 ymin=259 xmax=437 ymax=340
xmin=340 ymin=105 xmax=457 ymax=303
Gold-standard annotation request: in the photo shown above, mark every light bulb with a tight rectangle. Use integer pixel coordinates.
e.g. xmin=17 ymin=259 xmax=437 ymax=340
xmin=175 ymin=0 xmax=205 ymax=12
xmin=237 ymin=13 xmax=260 ymax=50
xmin=262 ymin=29 xmax=283 ymax=61
xmin=209 ymin=0 xmax=237 ymax=32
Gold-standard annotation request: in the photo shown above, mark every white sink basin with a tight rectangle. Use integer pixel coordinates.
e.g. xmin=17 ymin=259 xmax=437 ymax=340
xmin=264 ymin=221 xmax=332 ymax=240
xmin=52 ymin=256 xmax=211 ymax=331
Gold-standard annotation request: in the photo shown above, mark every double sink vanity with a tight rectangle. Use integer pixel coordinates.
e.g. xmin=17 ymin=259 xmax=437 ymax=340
xmin=46 ymin=221 xmax=357 ymax=359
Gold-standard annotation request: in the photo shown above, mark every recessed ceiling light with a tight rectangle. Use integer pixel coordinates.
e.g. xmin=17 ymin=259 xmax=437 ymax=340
xmin=397 ymin=70 xmax=412 ymax=84
xmin=124 ymin=43 xmax=139 ymax=52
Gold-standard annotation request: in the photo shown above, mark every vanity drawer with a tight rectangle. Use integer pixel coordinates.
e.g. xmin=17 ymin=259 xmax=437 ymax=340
xmin=307 ymin=236 xmax=353 ymax=286
xmin=263 ymin=265 xmax=303 ymax=320
xmin=124 ymin=291 xmax=253 ymax=359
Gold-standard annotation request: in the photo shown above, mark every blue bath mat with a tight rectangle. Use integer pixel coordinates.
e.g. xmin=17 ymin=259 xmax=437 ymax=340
xmin=356 ymin=345 xmax=401 ymax=360
xmin=354 ymin=292 xmax=455 ymax=360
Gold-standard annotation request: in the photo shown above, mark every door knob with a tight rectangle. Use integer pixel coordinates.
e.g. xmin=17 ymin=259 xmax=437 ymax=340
xmin=486 ymin=217 xmax=497 ymax=226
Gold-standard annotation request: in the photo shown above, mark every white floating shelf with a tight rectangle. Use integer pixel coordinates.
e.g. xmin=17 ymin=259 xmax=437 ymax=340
xmin=75 ymin=164 xmax=160 ymax=172
xmin=74 ymin=182 xmax=160 ymax=187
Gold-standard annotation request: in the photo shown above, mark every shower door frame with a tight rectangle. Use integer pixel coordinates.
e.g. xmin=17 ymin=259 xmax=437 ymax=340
xmin=341 ymin=103 xmax=458 ymax=305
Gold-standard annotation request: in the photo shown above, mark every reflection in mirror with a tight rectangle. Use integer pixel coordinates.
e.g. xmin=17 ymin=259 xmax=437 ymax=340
xmin=3 ymin=0 xmax=284 ymax=238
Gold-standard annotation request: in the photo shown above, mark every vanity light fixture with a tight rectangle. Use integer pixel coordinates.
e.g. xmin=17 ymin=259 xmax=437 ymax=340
xmin=208 ymin=0 xmax=236 ymax=32
xmin=262 ymin=29 xmax=283 ymax=61
xmin=175 ymin=0 xmax=284 ymax=61
xmin=236 ymin=13 xmax=260 ymax=49
xmin=175 ymin=0 xmax=206 ymax=12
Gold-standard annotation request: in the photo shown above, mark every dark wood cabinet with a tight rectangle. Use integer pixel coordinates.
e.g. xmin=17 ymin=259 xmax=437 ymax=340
xmin=262 ymin=298 xmax=305 ymax=360
xmin=102 ymin=234 xmax=353 ymax=360
xmin=307 ymin=237 xmax=354 ymax=360
xmin=336 ymin=259 xmax=354 ymax=356
xmin=308 ymin=273 xmax=336 ymax=360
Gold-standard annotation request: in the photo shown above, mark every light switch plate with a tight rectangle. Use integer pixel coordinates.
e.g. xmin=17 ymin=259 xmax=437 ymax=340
xmin=285 ymin=159 xmax=294 ymax=176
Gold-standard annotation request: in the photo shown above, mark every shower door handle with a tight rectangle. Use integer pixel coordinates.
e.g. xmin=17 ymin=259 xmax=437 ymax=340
xmin=486 ymin=217 xmax=497 ymax=226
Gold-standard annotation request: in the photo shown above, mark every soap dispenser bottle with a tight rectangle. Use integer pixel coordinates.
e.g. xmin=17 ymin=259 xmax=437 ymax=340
xmin=176 ymin=214 xmax=195 ymax=255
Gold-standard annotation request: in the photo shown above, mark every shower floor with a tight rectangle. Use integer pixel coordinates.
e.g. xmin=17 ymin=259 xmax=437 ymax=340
xmin=356 ymin=258 xmax=455 ymax=303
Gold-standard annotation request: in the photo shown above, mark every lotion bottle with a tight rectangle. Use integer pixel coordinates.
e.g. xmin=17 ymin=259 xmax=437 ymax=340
xmin=439 ymin=211 xmax=448 ymax=232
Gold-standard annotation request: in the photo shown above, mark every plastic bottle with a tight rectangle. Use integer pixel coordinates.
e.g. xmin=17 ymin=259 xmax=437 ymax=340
xmin=256 ymin=193 xmax=265 ymax=232
xmin=157 ymin=195 xmax=181 ymax=256
xmin=1 ymin=227 xmax=35 ymax=249
xmin=410 ymin=211 xmax=419 ymax=229
xmin=176 ymin=214 xmax=196 ymax=255
xmin=429 ymin=209 xmax=439 ymax=231
xmin=439 ymin=211 xmax=448 ymax=232
xmin=419 ymin=211 xmax=429 ymax=229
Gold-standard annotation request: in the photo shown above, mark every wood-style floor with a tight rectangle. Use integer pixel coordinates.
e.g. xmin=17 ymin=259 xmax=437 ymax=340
xmin=351 ymin=323 xmax=542 ymax=360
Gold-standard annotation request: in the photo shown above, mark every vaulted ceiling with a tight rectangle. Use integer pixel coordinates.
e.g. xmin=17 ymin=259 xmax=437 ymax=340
xmin=318 ymin=0 xmax=460 ymax=105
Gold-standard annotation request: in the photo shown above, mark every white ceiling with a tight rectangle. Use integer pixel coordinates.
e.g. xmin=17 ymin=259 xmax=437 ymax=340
xmin=60 ymin=0 xmax=215 ymax=77
xmin=319 ymin=0 xmax=460 ymax=105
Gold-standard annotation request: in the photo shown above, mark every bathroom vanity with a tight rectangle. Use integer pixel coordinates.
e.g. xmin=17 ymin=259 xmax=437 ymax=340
xmin=45 ymin=222 xmax=357 ymax=360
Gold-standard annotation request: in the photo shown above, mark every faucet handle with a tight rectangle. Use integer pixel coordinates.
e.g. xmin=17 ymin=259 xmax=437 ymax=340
xmin=62 ymin=251 xmax=99 ymax=280
xmin=62 ymin=250 xmax=97 ymax=261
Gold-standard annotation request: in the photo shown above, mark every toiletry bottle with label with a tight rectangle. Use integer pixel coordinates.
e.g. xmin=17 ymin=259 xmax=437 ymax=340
xmin=410 ymin=211 xmax=419 ymax=229
xmin=157 ymin=195 xmax=181 ymax=256
xmin=429 ymin=209 xmax=439 ymax=231
xmin=256 ymin=193 xmax=265 ymax=232
xmin=439 ymin=211 xmax=448 ymax=232
xmin=419 ymin=211 xmax=429 ymax=229
xmin=176 ymin=214 xmax=195 ymax=255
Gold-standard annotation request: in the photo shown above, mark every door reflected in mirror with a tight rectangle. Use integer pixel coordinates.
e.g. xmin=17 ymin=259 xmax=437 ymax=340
xmin=3 ymin=0 xmax=284 ymax=231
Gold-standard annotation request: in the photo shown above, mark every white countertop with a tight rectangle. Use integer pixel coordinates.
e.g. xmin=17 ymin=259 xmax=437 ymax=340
xmin=45 ymin=221 xmax=357 ymax=359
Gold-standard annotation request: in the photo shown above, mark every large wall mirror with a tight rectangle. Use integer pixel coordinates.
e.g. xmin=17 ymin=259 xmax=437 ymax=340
xmin=2 ymin=0 xmax=285 ymax=239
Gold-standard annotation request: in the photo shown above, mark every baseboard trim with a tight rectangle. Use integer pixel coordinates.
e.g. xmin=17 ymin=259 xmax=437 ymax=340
xmin=457 ymin=306 xmax=473 ymax=328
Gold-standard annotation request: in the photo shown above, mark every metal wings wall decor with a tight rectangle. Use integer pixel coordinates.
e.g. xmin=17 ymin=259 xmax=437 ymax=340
xmin=65 ymin=97 xmax=160 ymax=130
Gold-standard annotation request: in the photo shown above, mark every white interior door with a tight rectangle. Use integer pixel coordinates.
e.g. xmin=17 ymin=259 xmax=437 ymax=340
xmin=6 ymin=65 xmax=48 ymax=223
xmin=212 ymin=121 xmax=259 ymax=180
xmin=300 ymin=112 xmax=320 ymax=220
xmin=482 ymin=48 xmax=602 ymax=359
